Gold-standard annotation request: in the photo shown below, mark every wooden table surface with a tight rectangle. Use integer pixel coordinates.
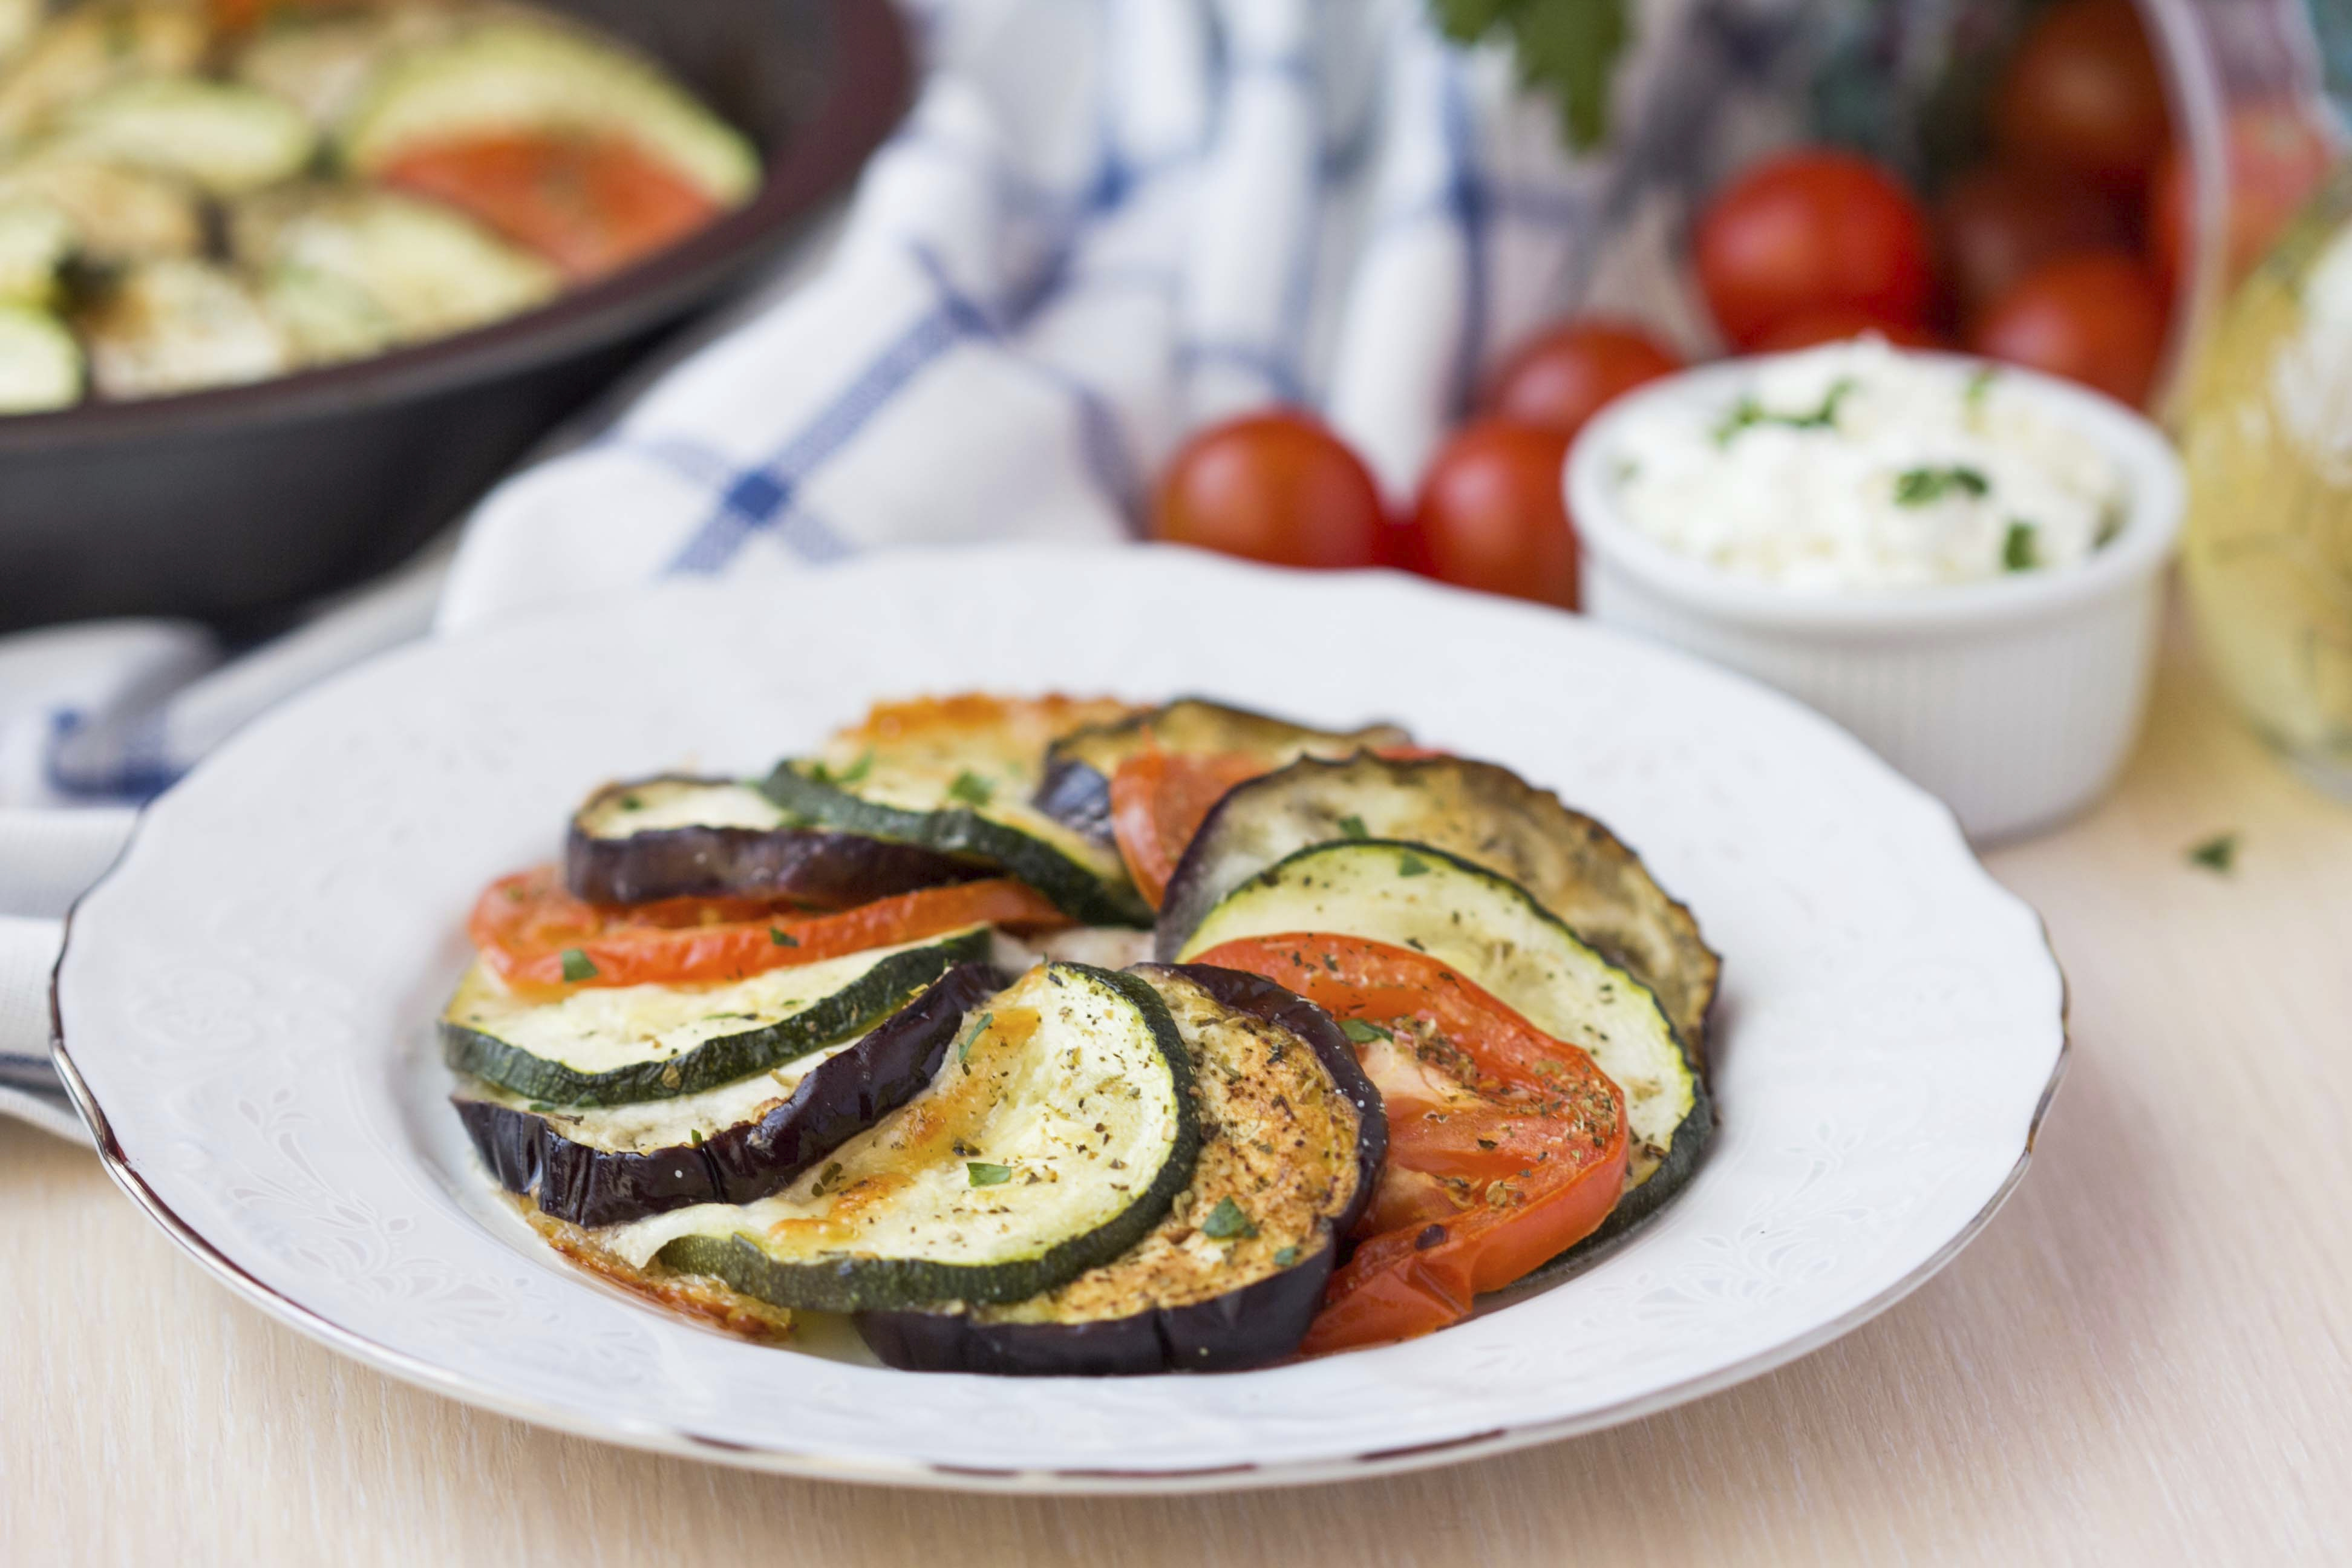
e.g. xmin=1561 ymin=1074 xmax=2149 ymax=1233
xmin=7 ymin=635 xmax=2349 ymax=1567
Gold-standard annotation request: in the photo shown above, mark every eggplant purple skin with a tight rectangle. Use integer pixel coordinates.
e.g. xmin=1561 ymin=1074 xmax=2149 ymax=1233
xmin=1029 ymin=757 xmax=1114 ymax=844
xmin=455 ymin=964 xmax=1003 ymax=1230
xmin=565 ymin=776 xmax=988 ymax=906
xmin=857 ymin=963 xmax=1388 ymax=1376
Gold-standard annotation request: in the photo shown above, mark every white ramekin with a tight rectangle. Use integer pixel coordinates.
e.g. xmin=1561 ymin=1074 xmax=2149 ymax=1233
xmin=1565 ymin=353 xmax=2186 ymax=844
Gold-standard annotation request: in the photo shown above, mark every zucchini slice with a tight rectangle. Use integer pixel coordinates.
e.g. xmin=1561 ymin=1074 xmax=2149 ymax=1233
xmin=0 ymin=154 xmax=204 ymax=266
xmin=0 ymin=301 xmax=80 ymax=411
xmin=595 ymin=961 xmax=1200 ymax=1313
xmin=338 ymin=18 xmax=760 ymax=205
xmin=1033 ymin=699 xmax=1410 ymax=843
xmin=0 ymin=197 xmax=70 ymax=307
xmin=763 ymin=694 xmax=1151 ymax=927
xmin=0 ymin=4 xmax=209 ymax=143
xmin=456 ymin=963 xmax=1001 ymax=1229
xmin=565 ymin=776 xmax=986 ymax=907
xmin=77 ymin=258 xmax=287 ymax=400
xmin=51 ymin=77 xmax=316 ymax=195
xmin=1156 ymin=753 xmax=1720 ymax=1059
xmin=860 ymin=962 xmax=1386 ymax=1375
xmin=440 ymin=927 xmax=990 ymax=1106
xmin=1173 ymin=840 xmax=1708 ymax=1209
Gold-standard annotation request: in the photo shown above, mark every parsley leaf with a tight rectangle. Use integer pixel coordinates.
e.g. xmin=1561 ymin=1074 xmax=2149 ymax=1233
xmin=1200 ymin=1196 xmax=1257 ymax=1240
xmin=1398 ymin=852 xmax=1431 ymax=877
xmin=558 ymin=948 xmax=599 ymax=984
xmin=2187 ymin=832 xmax=2239 ymax=875
xmin=832 ymin=750 xmax=874 ymax=786
xmin=958 ymin=1011 xmax=995 ymax=1069
xmin=2002 ymin=520 xmax=2039 ymax=572
xmin=947 ymin=769 xmax=994 ymax=808
xmin=1892 ymin=465 xmax=1990 ymax=506
xmin=1339 ymin=1018 xmax=1393 ymax=1045
xmin=1964 ymin=365 xmax=1998 ymax=414
xmin=1429 ymin=0 xmax=1629 ymax=149
xmin=967 ymin=1161 xmax=1013 ymax=1187
xmin=1336 ymin=813 xmax=1370 ymax=840
xmin=1272 ymin=1244 xmax=1301 ymax=1267
xmin=687 ymin=1128 xmax=704 ymax=1146
xmin=769 ymin=927 xmax=799 ymax=947
xmin=1714 ymin=377 xmax=1857 ymax=445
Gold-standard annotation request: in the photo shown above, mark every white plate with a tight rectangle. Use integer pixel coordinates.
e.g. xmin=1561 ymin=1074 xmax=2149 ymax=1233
xmin=51 ymin=544 xmax=2066 ymax=1493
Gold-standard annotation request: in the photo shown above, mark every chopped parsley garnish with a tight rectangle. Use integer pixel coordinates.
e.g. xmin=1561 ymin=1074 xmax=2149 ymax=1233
xmin=617 ymin=794 xmax=642 ymax=811
xmin=811 ymin=1160 xmax=844 ymax=1195
xmin=1964 ymin=365 xmax=1998 ymax=414
xmin=967 ymin=1161 xmax=1013 ymax=1187
xmin=1200 ymin=1196 xmax=1256 ymax=1240
xmin=527 ymin=1102 xmax=555 ymax=1114
xmin=558 ymin=948 xmax=599 ymax=984
xmin=958 ymin=1011 xmax=995 ymax=1068
xmin=2002 ymin=520 xmax=2039 ymax=572
xmin=1338 ymin=1018 xmax=1393 ymax=1045
xmin=1714 ymin=377 xmax=1855 ymax=445
xmin=1336 ymin=813 xmax=1370 ymax=840
xmin=2187 ymin=832 xmax=2239 ymax=875
xmin=1272 ymin=1244 xmax=1301 ymax=1268
xmin=687 ymin=1128 xmax=704 ymax=1146
xmin=1892 ymin=465 xmax=1990 ymax=506
xmin=832 ymin=750 xmax=874 ymax=786
xmin=946 ymin=769 xmax=994 ymax=807
xmin=1397 ymin=852 xmax=1430 ymax=877
xmin=769 ymin=927 xmax=799 ymax=947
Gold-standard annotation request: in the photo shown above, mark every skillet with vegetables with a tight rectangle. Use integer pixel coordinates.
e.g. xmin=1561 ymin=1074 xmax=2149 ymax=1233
xmin=0 ymin=0 xmax=759 ymax=413
xmin=447 ymin=692 xmax=1716 ymax=1372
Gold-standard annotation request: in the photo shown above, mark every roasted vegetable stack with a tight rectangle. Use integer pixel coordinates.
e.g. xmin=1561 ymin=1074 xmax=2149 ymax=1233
xmin=446 ymin=692 xmax=1717 ymax=1372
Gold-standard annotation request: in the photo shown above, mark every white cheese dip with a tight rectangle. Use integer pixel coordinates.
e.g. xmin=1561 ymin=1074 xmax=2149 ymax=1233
xmin=1607 ymin=339 xmax=2128 ymax=589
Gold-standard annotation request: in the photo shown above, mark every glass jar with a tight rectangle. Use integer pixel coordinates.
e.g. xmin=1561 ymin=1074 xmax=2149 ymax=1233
xmin=2180 ymin=165 xmax=2352 ymax=793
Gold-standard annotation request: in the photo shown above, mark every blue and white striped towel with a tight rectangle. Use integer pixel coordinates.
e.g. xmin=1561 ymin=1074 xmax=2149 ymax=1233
xmin=0 ymin=0 xmax=1855 ymax=1138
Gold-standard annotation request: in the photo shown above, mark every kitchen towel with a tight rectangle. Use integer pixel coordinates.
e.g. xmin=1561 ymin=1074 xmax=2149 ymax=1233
xmin=0 ymin=0 xmax=2016 ymax=1137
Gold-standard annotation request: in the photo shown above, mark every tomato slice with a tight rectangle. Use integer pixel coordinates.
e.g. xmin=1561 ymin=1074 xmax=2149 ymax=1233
xmin=1107 ymin=750 xmax=1266 ymax=909
xmin=1189 ymin=934 xmax=1627 ymax=1353
xmin=470 ymin=866 xmax=1066 ymax=991
xmin=380 ymin=131 xmax=720 ymax=282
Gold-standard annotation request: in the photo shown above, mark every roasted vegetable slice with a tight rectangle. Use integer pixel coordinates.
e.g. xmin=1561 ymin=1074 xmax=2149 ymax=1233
xmin=0 ymin=154 xmax=203 ymax=266
xmin=1172 ymin=840 xmax=1707 ymax=1218
xmin=859 ymin=962 xmax=1385 ymax=1374
xmin=440 ymin=927 xmax=990 ymax=1106
xmin=764 ymin=694 xmax=1151 ymax=928
xmin=594 ymin=961 xmax=1200 ymax=1312
xmin=0 ymin=2 xmax=208 ymax=142
xmin=457 ymin=963 xmax=1000 ymax=1228
xmin=0 ymin=197 xmax=70 ymax=305
xmin=231 ymin=5 xmax=462 ymax=128
xmin=1156 ymin=753 xmax=1719 ymax=1059
xmin=51 ymin=77 xmax=316 ymax=195
xmin=565 ymin=776 xmax=987 ymax=908
xmin=1033 ymin=698 xmax=1410 ymax=843
xmin=77 ymin=258 xmax=287 ymax=399
xmin=0 ymin=301 xmax=79 ymax=410
xmin=338 ymin=17 xmax=760 ymax=206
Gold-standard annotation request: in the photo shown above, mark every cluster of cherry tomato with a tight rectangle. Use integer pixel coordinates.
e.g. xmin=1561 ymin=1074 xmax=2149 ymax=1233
xmin=1152 ymin=0 xmax=2339 ymax=610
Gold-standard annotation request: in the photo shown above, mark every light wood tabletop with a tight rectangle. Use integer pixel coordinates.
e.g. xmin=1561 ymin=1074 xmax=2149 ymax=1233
xmin=6 ymin=632 xmax=2348 ymax=1567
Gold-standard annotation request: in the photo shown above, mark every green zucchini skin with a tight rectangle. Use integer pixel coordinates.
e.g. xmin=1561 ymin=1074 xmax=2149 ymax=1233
xmin=440 ymin=929 xmax=990 ymax=1106
xmin=654 ymin=965 xmax=1200 ymax=1312
xmin=454 ymin=964 xmax=1003 ymax=1229
xmin=761 ymin=763 xmax=1150 ymax=928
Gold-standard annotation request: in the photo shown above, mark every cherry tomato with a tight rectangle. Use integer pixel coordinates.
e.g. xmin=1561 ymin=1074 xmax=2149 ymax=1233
xmin=1694 ymin=149 xmax=1938 ymax=347
xmin=1936 ymin=165 xmax=2131 ymax=316
xmin=1993 ymin=0 xmax=2169 ymax=191
xmin=1187 ymin=933 xmax=1628 ymax=1354
xmin=381 ymin=131 xmax=720 ymax=281
xmin=1968 ymin=250 xmax=2166 ymax=406
xmin=1480 ymin=319 xmax=1681 ymax=439
xmin=1397 ymin=419 xmax=1577 ymax=608
xmin=1152 ymin=411 xmax=1390 ymax=569
xmin=2151 ymin=104 xmax=2337 ymax=289
xmin=1751 ymin=305 xmax=1946 ymax=352
xmin=469 ymin=867 xmax=1066 ymax=991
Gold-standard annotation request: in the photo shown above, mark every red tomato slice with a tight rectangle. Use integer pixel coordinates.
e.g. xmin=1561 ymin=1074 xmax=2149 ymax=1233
xmin=470 ymin=867 xmax=1066 ymax=991
xmin=381 ymin=131 xmax=720 ymax=282
xmin=1189 ymin=934 xmax=1628 ymax=1354
xmin=1108 ymin=750 xmax=1266 ymax=910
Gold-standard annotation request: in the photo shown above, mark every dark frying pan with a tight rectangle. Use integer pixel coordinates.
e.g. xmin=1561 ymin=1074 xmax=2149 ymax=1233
xmin=0 ymin=0 xmax=910 ymax=635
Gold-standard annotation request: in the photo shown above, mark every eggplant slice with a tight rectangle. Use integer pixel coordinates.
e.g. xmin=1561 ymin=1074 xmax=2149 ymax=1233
xmin=1173 ymin=839 xmax=1709 ymax=1246
xmin=1154 ymin=753 xmax=1719 ymax=1061
xmin=456 ymin=963 xmax=1002 ymax=1229
xmin=1031 ymin=698 xmax=1411 ymax=844
xmin=763 ymin=694 xmax=1151 ymax=928
xmin=590 ymin=961 xmax=1200 ymax=1313
xmin=860 ymin=962 xmax=1385 ymax=1375
xmin=440 ymin=927 xmax=991 ymax=1106
xmin=565 ymin=776 xmax=988 ymax=907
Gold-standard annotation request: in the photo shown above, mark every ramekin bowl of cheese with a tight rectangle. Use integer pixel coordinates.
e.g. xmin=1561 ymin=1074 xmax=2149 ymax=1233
xmin=1566 ymin=339 xmax=2184 ymax=843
